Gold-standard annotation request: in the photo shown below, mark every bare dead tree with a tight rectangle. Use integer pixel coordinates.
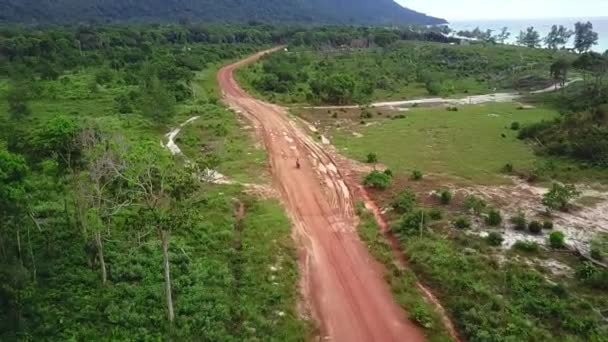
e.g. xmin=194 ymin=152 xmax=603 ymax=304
xmin=75 ymin=130 xmax=131 ymax=286
xmin=119 ymin=144 xmax=198 ymax=323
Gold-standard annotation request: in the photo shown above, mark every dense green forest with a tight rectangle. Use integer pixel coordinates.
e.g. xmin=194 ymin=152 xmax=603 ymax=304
xmin=0 ymin=0 xmax=445 ymax=25
xmin=0 ymin=25 xmax=312 ymax=340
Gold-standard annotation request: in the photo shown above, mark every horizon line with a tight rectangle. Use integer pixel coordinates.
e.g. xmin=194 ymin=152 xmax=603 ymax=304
xmin=447 ymin=15 xmax=608 ymax=22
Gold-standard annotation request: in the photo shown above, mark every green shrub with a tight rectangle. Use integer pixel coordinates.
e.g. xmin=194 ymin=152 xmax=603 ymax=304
xmin=543 ymin=221 xmax=554 ymax=230
xmin=590 ymin=248 xmax=603 ymax=261
xmin=575 ymin=262 xmax=597 ymax=281
xmin=428 ymin=208 xmax=443 ymax=220
xmin=331 ymin=112 xmax=338 ymax=118
xmin=391 ymin=190 xmax=417 ymax=214
xmin=510 ymin=211 xmax=527 ymax=231
xmin=583 ymin=269 xmax=608 ymax=290
xmin=487 ymin=232 xmax=504 ymax=246
xmin=363 ymin=170 xmax=392 ymax=190
xmin=411 ymin=170 xmax=423 ymax=180
xmin=354 ymin=201 xmax=366 ymax=216
xmin=528 ymin=221 xmax=543 ymax=234
xmin=438 ymin=189 xmax=453 ymax=205
xmin=463 ymin=195 xmax=486 ymax=215
xmin=486 ymin=209 xmax=502 ymax=226
xmin=366 ymin=152 xmax=378 ymax=164
xmin=360 ymin=109 xmax=373 ymax=119
xmin=542 ymin=183 xmax=580 ymax=212
xmin=454 ymin=216 xmax=471 ymax=229
xmin=502 ymin=162 xmax=514 ymax=173
xmin=383 ymin=169 xmax=393 ymax=177
xmin=410 ymin=303 xmax=433 ymax=329
xmin=395 ymin=210 xmax=428 ymax=236
xmin=425 ymin=81 xmax=443 ymax=96
xmin=510 ymin=122 xmax=520 ymax=130
xmin=513 ymin=240 xmax=541 ymax=253
xmin=549 ymin=231 xmax=566 ymax=249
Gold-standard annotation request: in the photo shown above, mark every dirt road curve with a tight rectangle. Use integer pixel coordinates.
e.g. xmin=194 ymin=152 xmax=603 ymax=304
xmin=218 ymin=48 xmax=426 ymax=342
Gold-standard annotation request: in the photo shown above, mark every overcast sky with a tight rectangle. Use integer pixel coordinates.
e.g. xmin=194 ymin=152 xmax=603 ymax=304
xmin=398 ymin=0 xmax=608 ymax=21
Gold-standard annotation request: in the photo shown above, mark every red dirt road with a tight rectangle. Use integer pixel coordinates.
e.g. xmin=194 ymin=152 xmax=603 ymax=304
xmin=218 ymin=48 xmax=426 ymax=342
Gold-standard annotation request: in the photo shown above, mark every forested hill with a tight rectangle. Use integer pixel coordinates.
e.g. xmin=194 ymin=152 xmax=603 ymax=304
xmin=0 ymin=0 xmax=446 ymax=25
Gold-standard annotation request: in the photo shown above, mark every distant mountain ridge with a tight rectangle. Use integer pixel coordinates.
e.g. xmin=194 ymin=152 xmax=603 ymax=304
xmin=0 ymin=0 xmax=446 ymax=25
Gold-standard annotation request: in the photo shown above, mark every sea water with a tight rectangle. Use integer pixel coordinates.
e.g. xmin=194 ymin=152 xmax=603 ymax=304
xmin=449 ymin=17 xmax=608 ymax=52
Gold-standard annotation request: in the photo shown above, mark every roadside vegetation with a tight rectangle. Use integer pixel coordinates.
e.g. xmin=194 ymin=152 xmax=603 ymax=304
xmin=358 ymin=176 xmax=608 ymax=342
xmin=355 ymin=204 xmax=452 ymax=342
xmin=239 ymin=42 xmax=560 ymax=105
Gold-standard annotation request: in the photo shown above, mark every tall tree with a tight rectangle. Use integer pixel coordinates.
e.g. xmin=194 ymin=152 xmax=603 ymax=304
xmin=124 ymin=142 xmax=199 ymax=323
xmin=516 ymin=27 xmax=541 ymax=48
xmin=573 ymin=52 xmax=608 ymax=95
xmin=31 ymin=115 xmax=83 ymax=170
xmin=0 ymin=148 xmax=29 ymax=260
xmin=494 ymin=27 xmax=511 ymax=44
xmin=140 ymin=76 xmax=177 ymax=124
xmin=76 ymin=132 xmax=130 ymax=285
xmin=7 ymin=81 xmax=32 ymax=120
xmin=550 ymin=58 xmax=571 ymax=93
xmin=0 ymin=148 xmax=32 ymax=330
xmin=544 ymin=25 xmax=573 ymax=50
xmin=574 ymin=21 xmax=599 ymax=53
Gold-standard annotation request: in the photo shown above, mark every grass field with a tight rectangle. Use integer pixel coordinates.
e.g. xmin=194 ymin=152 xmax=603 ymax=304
xmin=329 ymin=103 xmax=559 ymax=184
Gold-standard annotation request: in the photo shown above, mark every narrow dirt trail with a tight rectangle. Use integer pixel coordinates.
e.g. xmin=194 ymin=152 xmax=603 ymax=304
xmin=219 ymin=49 xmax=427 ymax=342
xmin=306 ymin=79 xmax=581 ymax=110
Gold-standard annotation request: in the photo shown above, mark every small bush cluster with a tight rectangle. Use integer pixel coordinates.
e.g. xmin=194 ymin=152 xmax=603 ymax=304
xmin=463 ymin=195 xmax=486 ymax=215
xmin=510 ymin=211 xmax=527 ymax=230
xmin=454 ymin=216 xmax=471 ymax=230
xmin=549 ymin=231 xmax=566 ymax=249
xmin=364 ymin=170 xmax=393 ymax=190
xmin=428 ymin=208 xmax=443 ymax=220
xmin=366 ymin=152 xmax=378 ymax=164
xmin=487 ymin=232 xmax=504 ymax=246
xmin=391 ymin=190 xmax=417 ymax=214
xmin=486 ymin=208 xmax=502 ymax=226
xmin=513 ymin=240 xmax=541 ymax=253
xmin=436 ymin=188 xmax=453 ymax=205
xmin=528 ymin=220 xmax=543 ymax=234
xmin=394 ymin=210 xmax=428 ymax=236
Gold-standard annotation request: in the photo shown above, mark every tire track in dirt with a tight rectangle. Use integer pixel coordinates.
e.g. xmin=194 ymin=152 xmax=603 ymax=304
xmin=219 ymin=48 xmax=426 ymax=342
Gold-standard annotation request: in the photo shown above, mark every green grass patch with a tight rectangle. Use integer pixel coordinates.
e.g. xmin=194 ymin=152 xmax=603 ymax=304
xmin=332 ymin=103 xmax=558 ymax=184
